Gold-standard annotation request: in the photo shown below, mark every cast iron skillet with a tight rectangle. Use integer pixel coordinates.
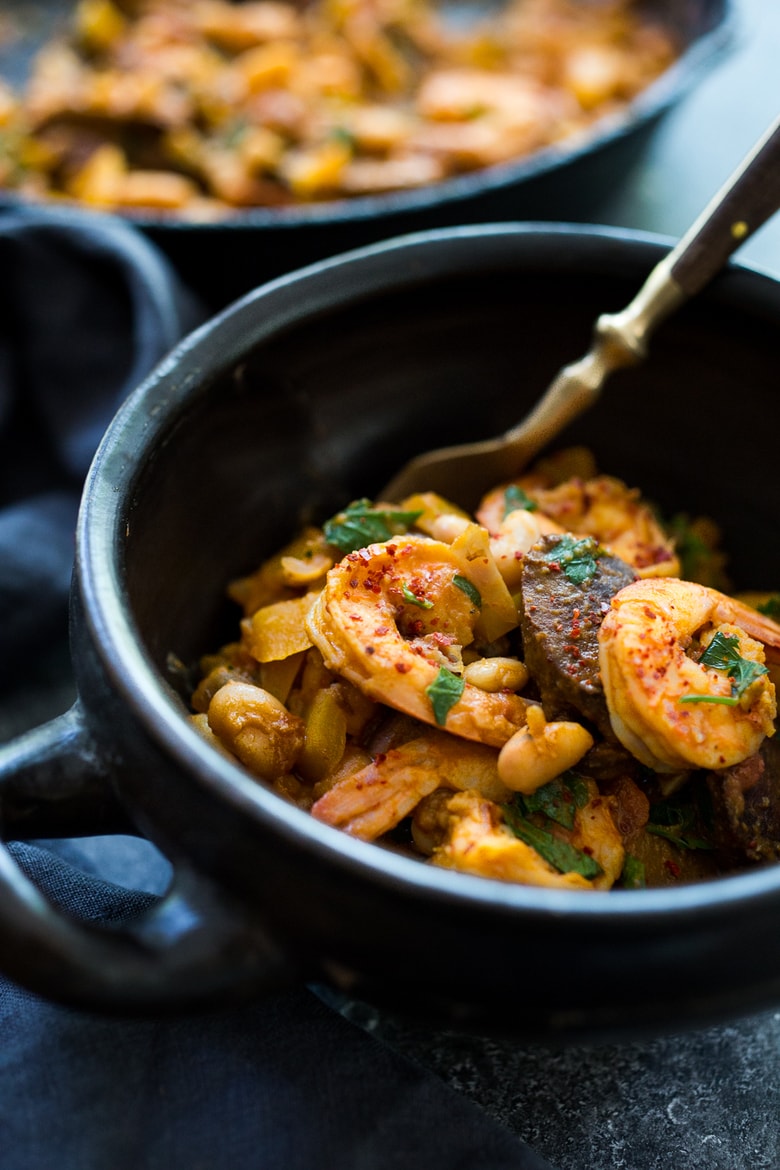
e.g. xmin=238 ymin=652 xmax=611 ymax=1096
xmin=2 ymin=222 xmax=780 ymax=1040
xmin=0 ymin=0 xmax=733 ymax=305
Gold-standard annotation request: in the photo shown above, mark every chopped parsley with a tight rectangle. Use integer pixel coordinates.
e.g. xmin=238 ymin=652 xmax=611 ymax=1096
xmin=646 ymin=793 xmax=713 ymax=852
xmin=543 ymin=534 xmax=602 ymax=585
xmin=329 ymin=125 xmax=357 ymax=149
xmin=502 ymin=483 xmax=538 ymax=517
xmin=758 ymin=595 xmax=780 ymax=621
xmin=680 ymin=630 xmax=769 ymax=705
xmin=323 ymin=499 xmax=423 ymax=553
xmin=503 ymin=800 xmax=602 ymax=879
xmin=665 ymin=512 xmax=728 ymax=588
xmin=452 ymin=573 xmax=482 ymax=608
xmin=222 ymin=119 xmax=250 ymax=148
xmin=425 ymin=667 xmax=465 ymax=726
xmin=520 ymin=772 xmax=590 ymax=831
xmin=401 ymin=583 xmax=433 ymax=609
xmin=620 ymin=855 xmax=646 ymax=889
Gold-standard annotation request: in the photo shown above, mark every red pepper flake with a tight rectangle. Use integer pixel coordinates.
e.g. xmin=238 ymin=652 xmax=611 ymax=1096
xmin=664 ymin=858 xmax=682 ymax=879
xmin=365 ymin=645 xmax=375 ymax=656
xmin=375 ymin=626 xmax=389 ymax=636
xmin=395 ymin=662 xmax=411 ymax=673
xmin=373 ymin=753 xmax=387 ymax=765
xmin=429 ymin=631 xmax=456 ymax=649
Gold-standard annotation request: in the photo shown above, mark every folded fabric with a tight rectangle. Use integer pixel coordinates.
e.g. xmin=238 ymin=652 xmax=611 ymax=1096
xmin=0 ymin=207 xmax=554 ymax=1170
xmin=0 ymin=205 xmax=202 ymax=665
xmin=1 ymin=840 xmax=554 ymax=1170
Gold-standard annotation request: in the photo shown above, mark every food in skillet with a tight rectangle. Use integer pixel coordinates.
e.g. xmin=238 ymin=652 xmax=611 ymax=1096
xmin=189 ymin=447 xmax=780 ymax=891
xmin=0 ymin=0 xmax=678 ymax=216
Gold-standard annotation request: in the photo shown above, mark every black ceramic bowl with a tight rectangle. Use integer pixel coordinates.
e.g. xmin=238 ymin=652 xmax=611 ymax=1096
xmin=0 ymin=0 xmax=733 ymax=305
xmin=2 ymin=222 xmax=780 ymax=1038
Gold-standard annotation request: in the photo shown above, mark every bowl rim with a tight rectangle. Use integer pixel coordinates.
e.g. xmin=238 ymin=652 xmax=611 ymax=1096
xmin=77 ymin=219 xmax=780 ymax=925
xmin=0 ymin=0 xmax=735 ymax=231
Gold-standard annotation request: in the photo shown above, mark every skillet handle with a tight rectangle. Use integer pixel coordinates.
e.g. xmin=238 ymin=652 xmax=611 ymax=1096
xmin=0 ymin=702 xmax=300 ymax=1010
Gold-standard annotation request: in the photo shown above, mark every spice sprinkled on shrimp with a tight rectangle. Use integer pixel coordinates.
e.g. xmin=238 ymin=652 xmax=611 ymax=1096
xmin=598 ymin=578 xmax=780 ymax=772
xmin=193 ymin=445 xmax=780 ymax=892
xmin=306 ymin=536 xmax=533 ymax=746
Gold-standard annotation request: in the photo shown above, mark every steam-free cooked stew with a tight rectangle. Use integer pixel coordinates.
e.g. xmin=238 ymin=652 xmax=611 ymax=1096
xmin=190 ymin=447 xmax=780 ymax=891
xmin=0 ymin=0 xmax=678 ymax=215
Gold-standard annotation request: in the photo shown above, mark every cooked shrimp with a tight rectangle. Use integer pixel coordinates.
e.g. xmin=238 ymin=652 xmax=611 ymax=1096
xmin=478 ymin=472 xmax=678 ymax=578
xmin=310 ymin=731 xmax=510 ymax=840
xmin=598 ymin=578 xmax=780 ymax=772
xmin=429 ymin=790 xmax=618 ymax=890
xmin=306 ymin=536 xmax=533 ymax=746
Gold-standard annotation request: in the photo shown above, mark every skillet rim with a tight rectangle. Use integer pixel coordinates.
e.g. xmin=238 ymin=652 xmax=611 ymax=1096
xmin=0 ymin=0 xmax=735 ymax=231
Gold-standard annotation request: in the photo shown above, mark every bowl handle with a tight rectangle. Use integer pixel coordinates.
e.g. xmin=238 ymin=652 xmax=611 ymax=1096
xmin=0 ymin=702 xmax=300 ymax=1009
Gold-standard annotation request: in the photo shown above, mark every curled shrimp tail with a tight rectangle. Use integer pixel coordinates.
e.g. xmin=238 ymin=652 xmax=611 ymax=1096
xmin=598 ymin=578 xmax=777 ymax=773
xmin=306 ymin=536 xmax=533 ymax=746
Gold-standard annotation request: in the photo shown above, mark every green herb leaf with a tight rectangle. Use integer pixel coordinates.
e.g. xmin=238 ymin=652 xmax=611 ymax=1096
xmin=758 ymin=595 xmax=780 ymax=620
xmin=543 ymin=534 xmax=602 ymax=585
xmin=699 ymin=630 xmax=768 ymax=698
xmin=453 ymin=573 xmax=482 ymax=608
xmin=520 ymin=772 xmax=589 ymax=830
xmin=425 ymin=667 xmax=465 ymax=726
xmin=664 ymin=512 xmax=728 ymax=588
xmin=621 ymin=854 xmax=646 ymax=889
xmin=646 ymin=795 xmax=713 ymax=851
xmin=680 ymin=630 xmax=769 ymax=704
xmin=679 ymin=693 xmax=739 ymax=706
xmin=665 ymin=513 xmax=711 ymax=582
xmin=222 ymin=119 xmax=250 ymax=148
xmin=323 ymin=499 xmax=423 ymax=553
xmin=401 ymin=583 xmax=433 ymax=609
xmin=329 ymin=125 xmax=356 ymax=149
xmin=503 ymin=802 xmax=602 ymax=879
xmin=503 ymin=484 xmax=538 ymax=517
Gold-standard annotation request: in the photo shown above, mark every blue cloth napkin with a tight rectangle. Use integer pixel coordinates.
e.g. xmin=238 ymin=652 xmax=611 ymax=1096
xmin=0 ymin=207 xmax=554 ymax=1170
